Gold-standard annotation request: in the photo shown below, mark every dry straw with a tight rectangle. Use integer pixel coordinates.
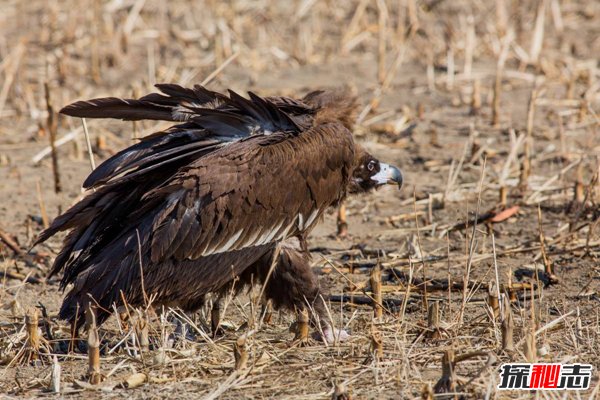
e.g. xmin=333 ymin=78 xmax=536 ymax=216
xmin=1 ymin=0 xmax=599 ymax=397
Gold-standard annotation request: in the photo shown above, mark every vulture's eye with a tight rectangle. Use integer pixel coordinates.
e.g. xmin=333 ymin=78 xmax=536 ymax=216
xmin=367 ymin=160 xmax=377 ymax=172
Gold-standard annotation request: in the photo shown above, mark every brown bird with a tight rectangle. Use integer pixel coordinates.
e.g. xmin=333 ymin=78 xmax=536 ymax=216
xmin=35 ymin=85 xmax=402 ymax=340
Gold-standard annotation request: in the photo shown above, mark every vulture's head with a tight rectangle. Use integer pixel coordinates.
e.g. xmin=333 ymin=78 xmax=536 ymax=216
xmin=349 ymin=145 xmax=403 ymax=193
xmin=302 ymin=88 xmax=403 ymax=194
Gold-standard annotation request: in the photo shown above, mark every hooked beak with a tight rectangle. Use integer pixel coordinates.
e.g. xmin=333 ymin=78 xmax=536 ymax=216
xmin=371 ymin=163 xmax=403 ymax=189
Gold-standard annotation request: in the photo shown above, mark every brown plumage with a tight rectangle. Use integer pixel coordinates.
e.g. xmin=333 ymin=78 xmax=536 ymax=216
xmin=36 ymin=85 xmax=402 ymax=332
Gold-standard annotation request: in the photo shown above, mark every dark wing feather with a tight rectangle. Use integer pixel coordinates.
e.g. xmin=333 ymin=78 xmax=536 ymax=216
xmin=151 ymin=83 xmax=198 ymax=102
xmin=63 ymin=89 xmax=305 ymax=189
xmin=38 ymin=122 xmax=354 ymax=327
xmin=188 ymin=93 xmax=300 ymax=135
xmin=60 ymin=97 xmax=176 ymax=121
xmin=59 ymin=84 xmax=227 ymax=122
xmin=247 ymin=92 xmax=299 ymax=132
xmin=266 ymin=96 xmax=314 ymax=114
xmin=83 ymin=134 xmax=226 ymax=188
xmin=189 ymin=109 xmax=256 ymax=137
xmin=140 ymin=123 xmax=353 ymax=266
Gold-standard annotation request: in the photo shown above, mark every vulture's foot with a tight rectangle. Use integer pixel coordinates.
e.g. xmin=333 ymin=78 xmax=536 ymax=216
xmin=314 ymin=327 xmax=350 ymax=344
xmin=210 ymin=303 xmax=224 ymax=338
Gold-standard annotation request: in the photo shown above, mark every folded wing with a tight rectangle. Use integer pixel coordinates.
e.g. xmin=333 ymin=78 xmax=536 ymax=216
xmin=38 ymin=88 xmax=354 ymax=326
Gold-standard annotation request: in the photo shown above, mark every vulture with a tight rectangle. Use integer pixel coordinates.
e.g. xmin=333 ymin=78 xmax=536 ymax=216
xmin=35 ymin=84 xmax=403 ymax=340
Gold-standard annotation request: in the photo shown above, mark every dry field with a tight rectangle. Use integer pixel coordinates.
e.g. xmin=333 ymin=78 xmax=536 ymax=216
xmin=1 ymin=0 xmax=599 ymax=398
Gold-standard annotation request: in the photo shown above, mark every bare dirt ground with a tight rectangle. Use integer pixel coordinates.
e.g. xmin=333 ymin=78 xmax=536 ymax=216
xmin=1 ymin=1 xmax=599 ymax=398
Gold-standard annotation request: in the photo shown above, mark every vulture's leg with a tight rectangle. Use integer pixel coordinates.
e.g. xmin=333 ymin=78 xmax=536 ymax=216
xmin=250 ymin=240 xmax=349 ymax=343
xmin=261 ymin=299 xmax=273 ymax=324
xmin=210 ymin=278 xmax=273 ymax=337
xmin=211 ymin=271 xmax=256 ymax=336
xmin=336 ymin=202 xmax=348 ymax=237
xmin=209 ymin=294 xmax=238 ymax=337
xmin=207 ymin=239 xmax=349 ymax=343
xmin=210 ymin=301 xmax=222 ymax=337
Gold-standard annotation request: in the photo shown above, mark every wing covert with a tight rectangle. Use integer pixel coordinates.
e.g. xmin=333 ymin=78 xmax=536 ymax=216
xmin=146 ymin=123 xmax=354 ymax=264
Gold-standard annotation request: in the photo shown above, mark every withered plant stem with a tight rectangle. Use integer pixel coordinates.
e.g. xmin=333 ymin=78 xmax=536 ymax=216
xmin=370 ymin=325 xmax=383 ymax=362
xmin=520 ymin=86 xmax=538 ymax=190
xmin=537 ymin=205 xmax=555 ymax=280
xmin=25 ymin=307 xmax=40 ymax=362
xmin=413 ymin=188 xmax=428 ymax=313
xmin=470 ymin=79 xmax=481 ymax=116
xmin=426 ymin=301 xmax=442 ymax=339
xmin=234 ymin=334 xmax=249 ymax=370
xmin=51 ymin=355 xmax=61 ymax=393
xmin=86 ymin=305 xmax=103 ymax=385
xmin=370 ymin=263 xmax=383 ymax=319
xmin=294 ymin=308 xmax=309 ymax=345
xmin=376 ymin=0 xmax=387 ymax=84
xmin=499 ymin=186 xmax=507 ymax=206
xmin=35 ymin=181 xmax=49 ymax=229
xmin=492 ymin=70 xmax=502 ymax=127
xmin=136 ymin=310 xmax=149 ymax=353
xmin=261 ymin=299 xmax=273 ymax=325
xmin=487 ymin=282 xmax=500 ymax=320
xmin=337 ymin=203 xmax=348 ymax=237
xmin=524 ymin=331 xmax=537 ymax=363
xmin=81 ymin=118 xmax=96 ymax=171
xmin=501 ymin=295 xmax=515 ymax=351
xmin=44 ymin=81 xmax=61 ymax=193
